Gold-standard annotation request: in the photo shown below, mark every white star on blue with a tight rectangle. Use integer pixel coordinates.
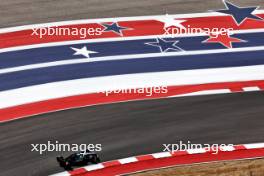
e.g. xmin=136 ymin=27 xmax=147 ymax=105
xmin=101 ymin=22 xmax=130 ymax=36
xmin=217 ymin=0 xmax=263 ymax=25
xmin=145 ymin=38 xmax=183 ymax=53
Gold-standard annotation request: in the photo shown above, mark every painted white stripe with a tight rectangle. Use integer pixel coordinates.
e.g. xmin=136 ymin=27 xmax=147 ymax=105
xmin=244 ymin=143 xmax=264 ymax=149
xmin=49 ymin=171 xmax=71 ymax=176
xmin=243 ymin=86 xmax=261 ymax=91
xmin=169 ymin=89 xmax=231 ymax=98
xmin=83 ymin=163 xmax=104 ymax=171
xmin=220 ymin=146 xmax=236 ymax=152
xmin=1 ymin=10 xmax=264 ymax=34
xmin=1 ymin=28 xmax=264 ymax=54
xmin=152 ymin=152 xmax=172 ymax=158
xmin=187 ymin=148 xmax=207 ymax=154
xmin=119 ymin=157 xmax=138 ymax=164
xmin=0 ymin=65 xmax=263 ymax=109
xmin=1 ymin=45 xmax=264 ymax=75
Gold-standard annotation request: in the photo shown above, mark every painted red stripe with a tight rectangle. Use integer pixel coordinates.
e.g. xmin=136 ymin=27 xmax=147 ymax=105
xmin=171 ymin=151 xmax=189 ymax=156
xmin=1 ymin=80 xmax=264 ymax=123
xmin=103 ymin=161 xmax=121 ymax=167
xmin=229 ymin=87 xmax=244 ymax=92
xmin=1 ymin=14 xmax=264 ymax=49
xmin=258 ymin=84 xmax=264 ymax=90
xmin=234 ymin=145 xmax=247 ymax=150
xmin=77 ymin=148 xmax=264 ymax=176
xmin=136 ymin=155 xmax=154 ymax=161
xmin=69 ymin=168 xmax=87 ymax=175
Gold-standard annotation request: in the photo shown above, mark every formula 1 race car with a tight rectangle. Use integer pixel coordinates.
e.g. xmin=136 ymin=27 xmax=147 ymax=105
xmin=56 ymin=150 xmax=101 ymax=170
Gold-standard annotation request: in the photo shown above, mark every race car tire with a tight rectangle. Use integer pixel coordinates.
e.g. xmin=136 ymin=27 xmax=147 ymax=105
xmin=91 ymin=156 xmax=100 ymax=164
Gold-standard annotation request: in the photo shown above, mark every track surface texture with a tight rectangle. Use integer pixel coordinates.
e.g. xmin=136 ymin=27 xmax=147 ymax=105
xmin=1 ymin=92 xmax=264 ymax=176
xmin=0 ymin=0 xmax=263 ymax=28
xmin=0 ymin=0 xmax=264 ymax=176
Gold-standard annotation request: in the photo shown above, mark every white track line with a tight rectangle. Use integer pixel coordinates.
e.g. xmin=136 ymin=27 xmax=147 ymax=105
xmin=1 ymin=28 xmax=264 ymax=54
xmin=0 ymin=65 xmax=263 ymax=109
xmin=1 ymin=45 xmax=264 ymax=75
xmin=243 ymin=86 xmax=261 ymax=91
xmin=169 ymin=89 xmax=232 ymax=98
xmin=244 ymin=143 xmax=264 ymax=149
xmin=119 ymin=157 xmax=138 ymax=164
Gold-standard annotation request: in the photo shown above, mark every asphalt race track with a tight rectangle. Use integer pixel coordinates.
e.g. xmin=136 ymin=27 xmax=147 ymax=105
xmin=1 ymin=92 xmax=264 ymax=175
xmin=0 ymin=0 xmax=263 ymax=28
xmin=0 ymin=0 xmax=264 ymax=176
